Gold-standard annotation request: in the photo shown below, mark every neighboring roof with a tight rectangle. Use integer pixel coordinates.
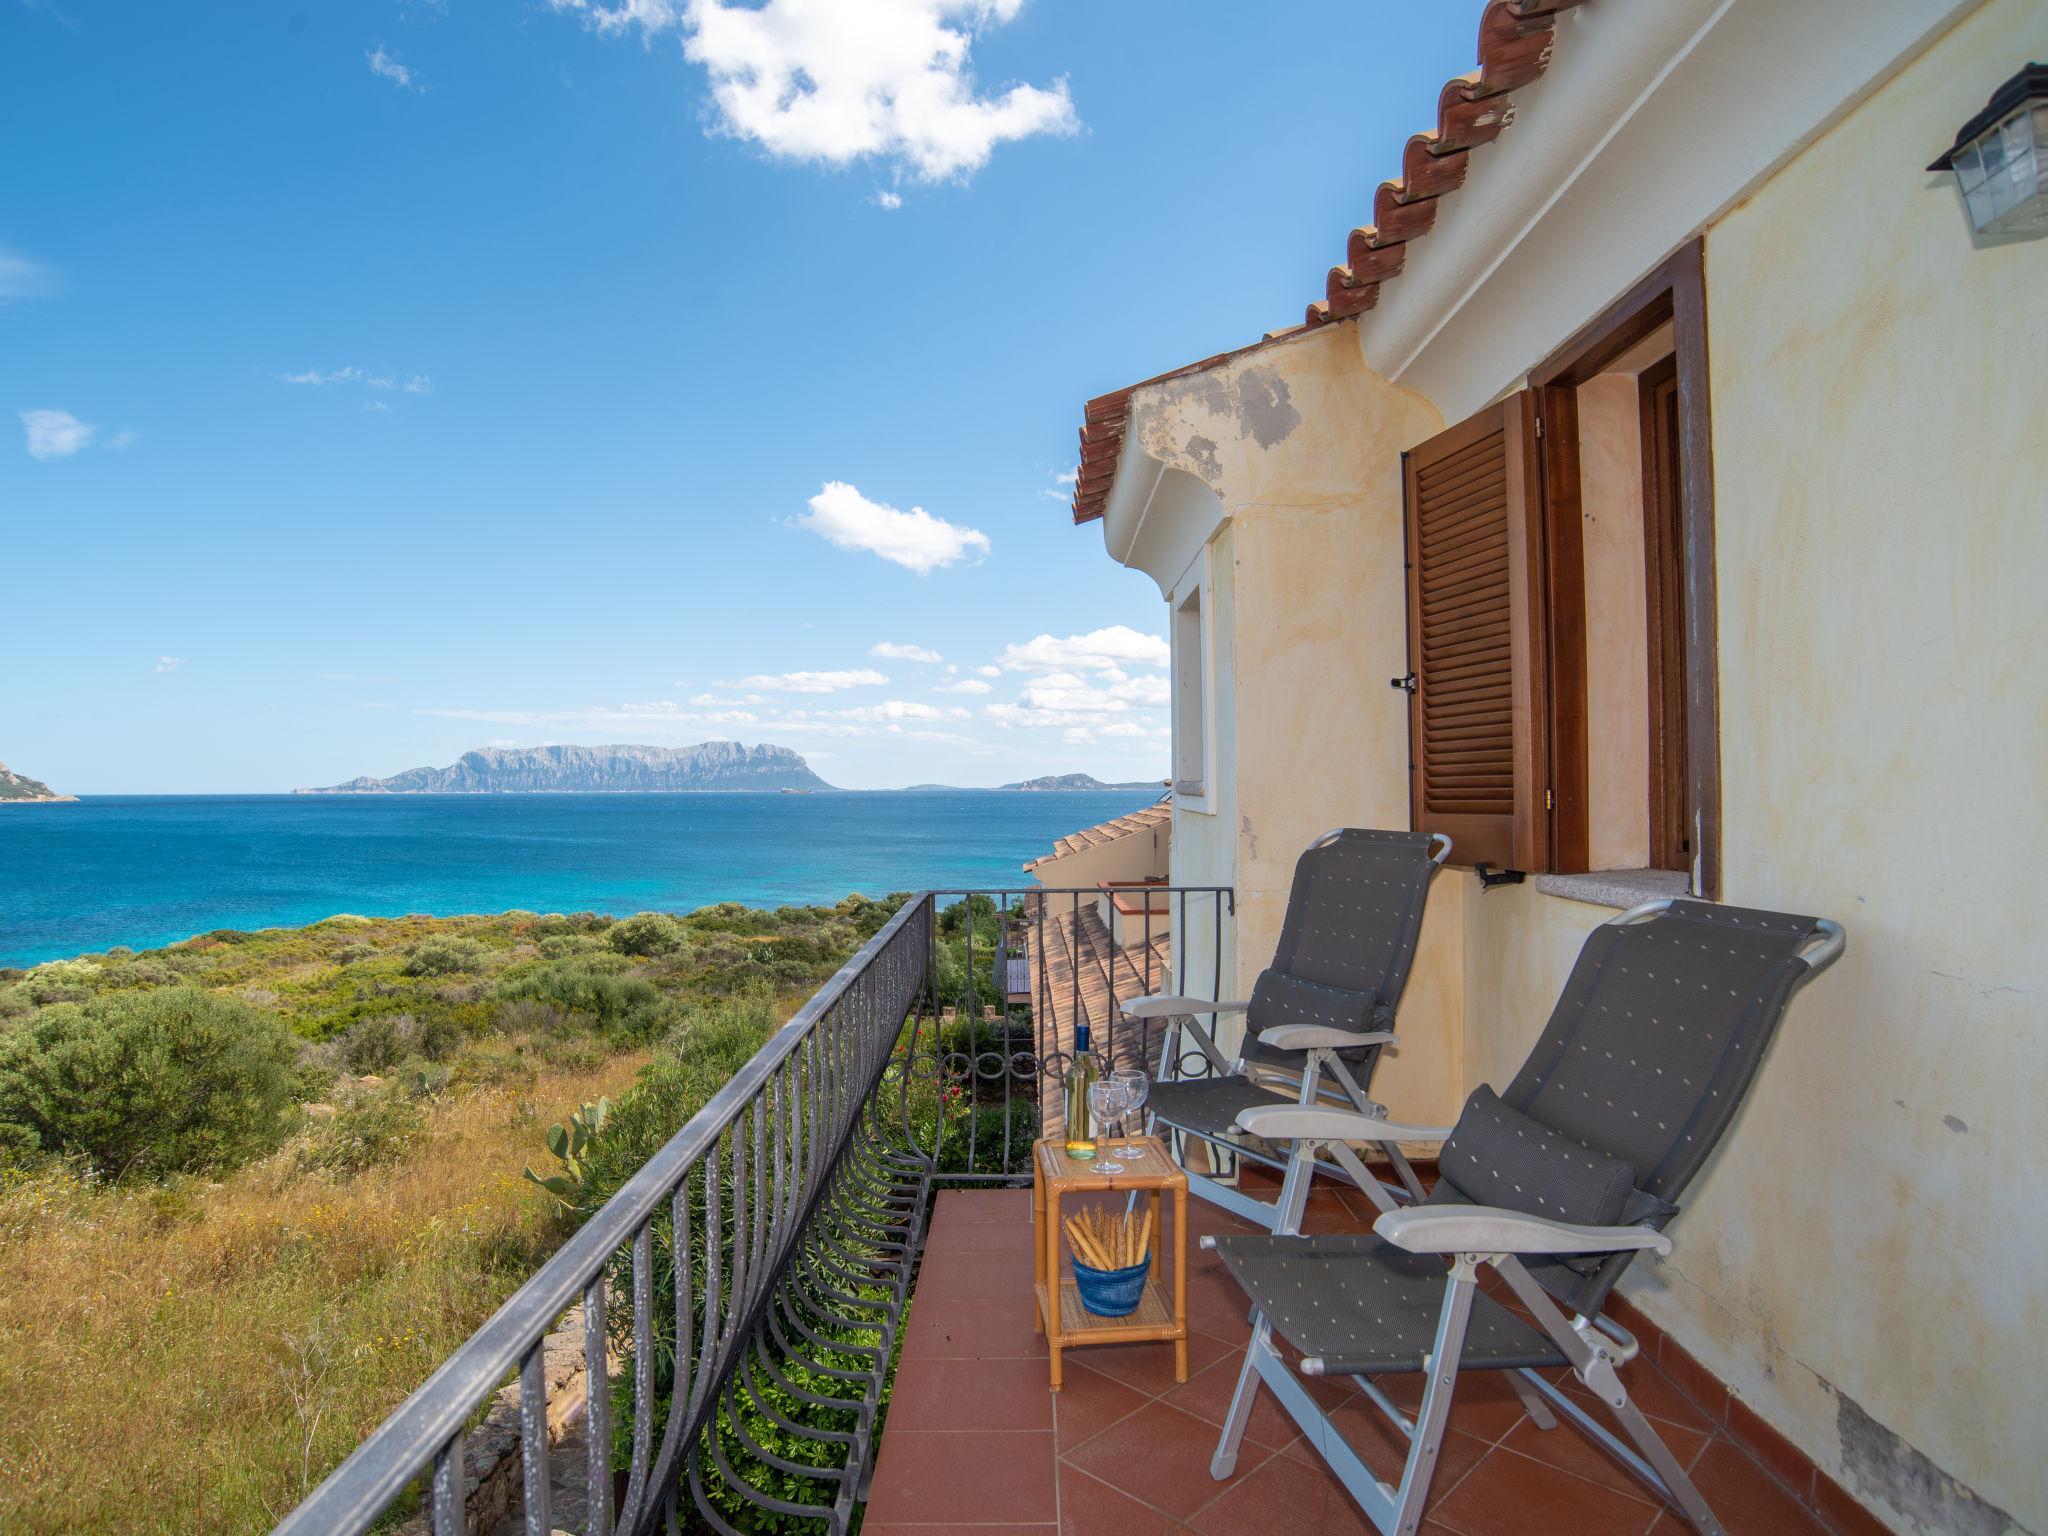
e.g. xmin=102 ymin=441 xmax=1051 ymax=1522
xmin=1028 ymin=902 xmax=1171 ymax=1137
xmin=1023 ymin=796 xmax=1172 ymax=873
xmin=1071 ymin=0 xmax=1578 ymax=526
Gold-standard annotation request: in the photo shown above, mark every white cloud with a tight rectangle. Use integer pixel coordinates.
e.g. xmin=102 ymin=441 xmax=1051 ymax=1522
xmin=1041 ymin=465 xmax=1078 ymax=501
xmin=364 ymin=400 xmax=390 ymax=413
xmin=871 ymin=641 xmax=941 ymax=663
xmin=976 ymin=664 xmax=1001 ymax=678
xmin=20 ymin=408 xmax=96 ymax=460
xmin=725 ymin=668 xmax=889 ymax=694
xmin=995 ymin=624 xmax=1169 ymax=674
xmin=825 ymin=700 xmax=968 ymax=723
xmin=368 ymin=44 xmax=418 ymax=89
xmin=1013 ymin=670 xmax=1166 ymax=715
xmin=279 ymin=366 xmax=432 ymax=395
xmin=109 ymin=429 xmax=139 ymax=449
xmin=872 ymin=190 xmax=904 ymax=210
xmin=933 ymin=678 xmax=991 ymax=694
xmin=0 ymin=245 xmax=59 ymax=301
xmin=552 ymin=0 xmax=1078 ymax=182
xmin=154 ymin=656 xmax=187 ymax=673
xmin=796 ymin=480 xmax=989 ymax=574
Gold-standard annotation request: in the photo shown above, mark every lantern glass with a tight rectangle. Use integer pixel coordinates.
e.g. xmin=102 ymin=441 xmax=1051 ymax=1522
xmin=1951 ymin=101 xmax=2048 ymax=235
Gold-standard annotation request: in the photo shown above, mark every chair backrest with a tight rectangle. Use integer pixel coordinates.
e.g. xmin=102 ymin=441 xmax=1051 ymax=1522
xmin=1241 ymin=829 xmax=1447 ymax=1058
xmin=1490 ymin=898 xmax=1840 ymax=1310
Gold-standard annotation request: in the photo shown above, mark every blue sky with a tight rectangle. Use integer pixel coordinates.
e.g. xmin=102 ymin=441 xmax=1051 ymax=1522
xmin=1 ymin=0 xmax=1488 ymax=793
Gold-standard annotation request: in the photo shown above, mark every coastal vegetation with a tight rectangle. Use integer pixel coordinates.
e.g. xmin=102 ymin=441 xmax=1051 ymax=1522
xmin=0 ymin=760 xmax=72 ymax=802
xmin=0 ymin=895 xmax=915 ymax=1534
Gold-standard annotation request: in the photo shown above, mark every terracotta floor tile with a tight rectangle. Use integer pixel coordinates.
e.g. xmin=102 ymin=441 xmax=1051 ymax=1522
xmin=1553 ymin=1358 xmax=1719 ymax=1436
xmin=1678 ymin=1440 xmax=1831 ymax=1535
xmin=886 ymin=1356 xmax=1054 ymax=1433
xmin=1183 ymin=1267 xmax=1256 ymax=1346
xmin=1814 ymin=1470 xmax=1893 ymax=1536
xmin=1375 ymin=1368 xmax=1531 ymax=1444
xmin=1056 ymin=1464 xmax=1194 ymax=1536
xmin=1498 ymin=1412 xmax=1707 ymax=1504
xmin=1429 ymin=1446 xmax=1661 ymax=1536
xmin=914 ymin=1246 xmax=1036 ymax=1302
xmin=1184 ymin=1440 xmax=1383 ymax=1536
xmin=901 ymin=1296 xmax=1048 ymax=1362
xmin=1051 ymin=1360 xmax=1153 ymax=1451
xmin=864 ymin=1430 xmax=1057 ymax=1526
xmin=1062 ymin=1401 xmax=1257 ymax=1521
xmin=939 ymin=1218 xmax=1043 ymax=1255
xmin=934 ymin=1188 xmax=1035 ymax=1225
xmin=1279 ymin=1394 xmax=1491 ymax=1497
xmin=864 ymin=1526 xmax=1055 ymax=1534
xmin=1063 ymin=1328 xmax=1231 ymax=1400
xmin=1160 ymin=1347 xmax=1301 ymax=1452
xmin=1727 ymin=1396 xmax=1817 ymax=1503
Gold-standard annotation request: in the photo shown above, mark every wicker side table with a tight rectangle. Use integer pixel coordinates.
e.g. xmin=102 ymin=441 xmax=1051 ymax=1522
xmin=1030 ymin=1134 xmax=1188 ymax=1391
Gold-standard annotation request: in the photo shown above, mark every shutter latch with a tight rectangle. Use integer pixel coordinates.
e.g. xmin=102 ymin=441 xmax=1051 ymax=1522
xmin=1389 ymin=672 xmax=1417 ymax=695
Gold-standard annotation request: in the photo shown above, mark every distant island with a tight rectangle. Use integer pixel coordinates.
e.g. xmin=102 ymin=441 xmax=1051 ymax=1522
xmin=903 ymin=773 xmax=1166 ymax=793
xmin=299 ymin=742 xmax=836 ymax=795
xmin=0 ymin=760 xmax=75 ymax=803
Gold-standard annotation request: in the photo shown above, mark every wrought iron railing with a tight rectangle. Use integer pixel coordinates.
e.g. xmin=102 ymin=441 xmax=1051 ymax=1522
xmin=272 ymin=884 xmax=1232 ymax=1536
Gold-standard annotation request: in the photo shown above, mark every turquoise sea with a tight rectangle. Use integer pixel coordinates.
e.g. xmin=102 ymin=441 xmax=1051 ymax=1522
xmin=0 ymin=790 xmax=1162 ymax=968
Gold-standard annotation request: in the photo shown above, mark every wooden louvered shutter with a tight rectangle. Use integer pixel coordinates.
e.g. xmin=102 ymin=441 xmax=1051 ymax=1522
xmin=1402 ymin=392 xmax=1548 ymax=871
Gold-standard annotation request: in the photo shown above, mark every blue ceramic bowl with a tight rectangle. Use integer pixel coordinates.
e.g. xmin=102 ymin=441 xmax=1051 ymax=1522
xmin=1073 ymin=1254 xmax=1150 ymax=1317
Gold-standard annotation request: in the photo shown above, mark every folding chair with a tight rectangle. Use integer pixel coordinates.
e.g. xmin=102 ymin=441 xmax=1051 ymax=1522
xmin=1205 ymin=897 xmax=1844 ymax=1535
xmin=1125 ymin=827 xmax=1450 ymax=1233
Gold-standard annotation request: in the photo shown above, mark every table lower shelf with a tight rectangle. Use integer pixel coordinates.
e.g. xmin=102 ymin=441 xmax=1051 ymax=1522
xmin=1037 ymin=1277 xmax=1184 ymax=1344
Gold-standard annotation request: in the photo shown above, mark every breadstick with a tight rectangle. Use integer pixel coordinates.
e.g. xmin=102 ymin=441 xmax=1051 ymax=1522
xmin=1064 ymin=1216 xmax=1109 ymax=1269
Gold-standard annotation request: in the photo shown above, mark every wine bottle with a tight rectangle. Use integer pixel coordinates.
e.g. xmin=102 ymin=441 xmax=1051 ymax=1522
xmin=1064 ymin=1024 xmax=1098 ymax=1160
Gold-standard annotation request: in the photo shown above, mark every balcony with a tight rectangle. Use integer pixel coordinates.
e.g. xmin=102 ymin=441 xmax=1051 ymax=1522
xmin=272 ymin=884 xmax=1845 ymax=1536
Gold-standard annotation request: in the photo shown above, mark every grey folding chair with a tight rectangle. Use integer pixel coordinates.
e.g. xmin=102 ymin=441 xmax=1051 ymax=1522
xmin=1205 ymin=897 xmax=1844 ymax=1536
xmin=1125 ymin=827 xmax=1450 ymax=1233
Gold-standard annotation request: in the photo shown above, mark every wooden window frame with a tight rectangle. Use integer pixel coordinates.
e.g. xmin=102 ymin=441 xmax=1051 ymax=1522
xmin=1529 ymin=239 xmax=1722 ymax=896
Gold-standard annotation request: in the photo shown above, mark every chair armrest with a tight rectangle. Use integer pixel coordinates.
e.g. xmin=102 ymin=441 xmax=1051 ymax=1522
xmin=1121 ymin=995 xmax=1251 ymax=1019
xmin=1234 ymin=1105 xmax=1451 ymax=1144
xmin=1373 ymin=1205 xmax=1673 ymax=1258
xmin=1257 ymin=1026 xmax=1395 ymax=1052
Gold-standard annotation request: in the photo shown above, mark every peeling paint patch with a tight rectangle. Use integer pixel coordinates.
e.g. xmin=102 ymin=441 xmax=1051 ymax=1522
xmin=1942 ymin=1113 xmax=1968 ymax=1133
xmin=1237 ymin=367 xmax=1300 ymax=448
xmin=1185 ymin=434 xmax=1222 ymax=482
xmin=1837 ymin=1392 xmax=2021 ymax=1536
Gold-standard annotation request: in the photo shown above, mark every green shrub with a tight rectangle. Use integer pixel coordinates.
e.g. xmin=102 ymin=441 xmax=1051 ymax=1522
xmin=537 ymin=933 xmax=606 ymax=960
xmin=493 ymin=956 xmax=663 ymax=1038
xmin=493 ymin=997 xmax=573 ymax=1036
xmin=402 ymin=937 xmax=488 ymax=977
xmin=0 ymin=988 xmax=303 ymax=1177
xmin=410 ymin=1013 xmax=464 ymax=1062
xmin=339 ymin=1014 xmax=409 ymax=1075
xmin=606 ymin=912 xmax=687 ymax=957
xmin=298 ymin=1094 xmax=425 ymax=1178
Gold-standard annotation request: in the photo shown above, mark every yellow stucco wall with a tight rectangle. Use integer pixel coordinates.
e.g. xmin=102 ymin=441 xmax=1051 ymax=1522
xmin=1133 ymin=324 xmax=1466 ymax=1119
xmin=1128 ymin=10 xmax=2043 ymax=1523
xmin=1459 ymin=3 xmax=2048 ymax=1528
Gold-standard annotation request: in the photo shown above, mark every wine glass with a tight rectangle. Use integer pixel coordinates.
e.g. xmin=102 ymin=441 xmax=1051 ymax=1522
xmin=1087 ymin=1079 xmax=1126 ymax=1175
xmin=1110 ymin=1068 xmax=1149 ymax=1157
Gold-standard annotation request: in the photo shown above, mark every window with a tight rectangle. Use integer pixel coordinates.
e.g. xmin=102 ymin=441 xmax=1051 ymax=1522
xmin=1172 ymin=583 xmax=1206 ymax=799
xmin=1401 ymin=241 xmax=1720 ymax=893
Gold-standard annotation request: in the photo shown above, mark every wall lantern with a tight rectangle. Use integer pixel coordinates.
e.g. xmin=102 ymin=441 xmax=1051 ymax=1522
xmin=1928 ymin=63 xmax=2048 ymax=238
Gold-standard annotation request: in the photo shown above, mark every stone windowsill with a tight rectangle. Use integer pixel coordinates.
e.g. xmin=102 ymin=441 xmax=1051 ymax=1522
xmin=1532 ymin=867 xmax=1691 ymax=910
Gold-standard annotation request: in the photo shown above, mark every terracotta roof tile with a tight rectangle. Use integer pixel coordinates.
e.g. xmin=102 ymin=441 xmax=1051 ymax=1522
xmin=1070 ymin=0 xmax=1581 ymax=525
xmin=1023 ymin=797 xmax=1172 ymax=873
xmin=1026 ymin=902 xmax=1171 ymax=1137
